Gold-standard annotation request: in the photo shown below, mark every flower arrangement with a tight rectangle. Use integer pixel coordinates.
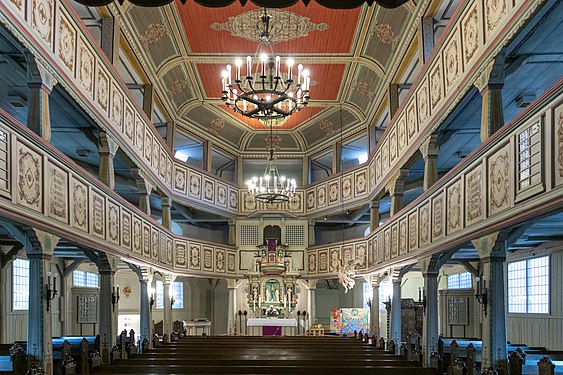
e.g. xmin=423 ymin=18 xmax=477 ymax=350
xmin=265 ymin=305 xmax=280 ymax=317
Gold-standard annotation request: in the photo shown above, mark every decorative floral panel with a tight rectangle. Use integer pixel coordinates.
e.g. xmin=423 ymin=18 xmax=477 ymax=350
xmin=484 ymin=0 xmax=508 ymax=42
xmin=431 ymin=192 xmax=444 ymax=241
xmin=203 ymin=178 xmax=215 ymax=203
xmin=329 ymin=247 xmax=340 ymax=272
xmin=384 ymin=228 xmax=391 ymax=260
xmin=30 ymin=0 xmax=54 ymax=46
xmin=318 ymin=250 xmax=328 ymax=273
xmin=174 ymin=166 xmax=187 ymax=193
xmin=121 ymin=210 xmax=132 ymax=250
xmin=151 ymin=227 xmax=159 ymax=259
xmin=355 ymin=243 xmax=367 ymax=269
xmin=189 ymin=243 xmax=201 ymax=270
xmin=142 ymin=222 xmax=151 ymax=257
xmin=407 ymin=100 xmax=418 ymax=141
xmin=188 ymin=171 xmax=202 ymax=199
xmin=354 ymin=169 xmax=367 ymax=197
xmin=216 ymin=248 xmax=225 ymax=273
xmin=90 ymin=190 xmax=106 ymax=239
xmin=446 ymin=179 xmax=464 ymax=234
xmin=429 ymin=60 xmax=444 ymax=111
xmin=416 ymin=77 xmax=430 ymax=125
xmin=389 ymin=128 xmax=397 ymax=162
xmin=56 ymin=10 xmax=76 ymax=74
xmin=461 ymin=2 xmax=482 ymax=67
xmin=488 ymin=143 xmax=511 ymax=215
xmin=399 ymin=217 xmax=407 ymax=255
xmin=316 ymin=184 xmax=327 ymax=208
xmin=341 ymin=174 xmax=353 ymax=201
xmin=328 ymin=180 xmax=340 ymax=205
xmin=107 ymin=200 xmax=120 ymax=245
xmin=288 ymin=191 xmax=303 ymax=213
xmin=391 ymin=223 xmax=399 ymax=258
xmin=306 ymin=189 xmax=315 ymax=211
xmin=227 ymin=252 xmax=236 ymax=273
xmin=16 ymin=143 xmax=43 ymax=212
xmin=111 ymin=83 xmax=123 ymax=128
xmin=408 ymin=211 xmax=418 ymax=252
xmin=132 ymin=216 xmax=142 ymax=254
xmin=203 ymin=246 xmax=214 ymax=271
xmin=175 ymin=241 xmax=188 ymax=268
xmin=419 ymin=202 xmax=430 ymax=246
xmin=443 ymin=28 xmax=462 ymax=94
xmin=95 ymin=65 xmax=110 ymax=115
xmin=397 ymin=114 xmax=407 ymax=152
xmin=229 ymin=188 xmax=239 ymax=211
xmin=216 ymin=182 xmax=227 ymax=208
xmin=76 ymin=38 xmax=95 ymax=97
xmin=308 ymin=252 xmax=317 ymax=273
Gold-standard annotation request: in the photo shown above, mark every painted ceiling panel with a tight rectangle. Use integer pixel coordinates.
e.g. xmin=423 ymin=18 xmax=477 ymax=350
xmin=246 ymin=132 xmax=302 ymax=152
xmin=299 ymin=107 xmax=361 ymax=148
xmin=127 ymin=6 xmax=180 ymax=70
xmin=177 ymin=2 xmax=362 ymax=54
xmin=220 ymin=105 xmax=325 ymax=130
xmin=161 ymin=64 xmax=196 ymax=108
xmin=182 ymin=105 xmax=246 ymax=147
xmin=347 ymin=64 xmax=382 ymax=115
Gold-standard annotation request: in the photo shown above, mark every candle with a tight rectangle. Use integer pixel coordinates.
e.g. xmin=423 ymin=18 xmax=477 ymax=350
xmin=260 ymin=53 xmax=268 ymax=77
xmin=275 ymin=56 xmax=280 ymax=78
xmin=226 ymin=64 xmax=232 ymax=85
xmin=297 ymin=64 xmax=303 ymax=84
xmin=418 ymin=287 xmax=421 ymax=301
xmin=287 ymin=58 xmax=294 ymax=81
xmin=246 ymin=56 xmax=252 ymax=77
xmin=235 ymin=58 xmax=242 ymax=81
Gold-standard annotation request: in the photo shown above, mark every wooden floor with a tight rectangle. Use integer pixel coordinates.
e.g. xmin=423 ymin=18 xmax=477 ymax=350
xmin=94 ymin=336 xmax=437 ymax=375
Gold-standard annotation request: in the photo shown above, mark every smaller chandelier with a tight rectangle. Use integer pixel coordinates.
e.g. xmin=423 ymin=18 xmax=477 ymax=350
xmin=247 ymin=149 xmax=296 ymax=204
xmin=221 ymin=10 xmax=311 ymax=121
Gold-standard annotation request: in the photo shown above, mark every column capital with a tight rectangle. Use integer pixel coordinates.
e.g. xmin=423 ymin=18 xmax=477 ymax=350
xmin=369 ymin=199 xmax=380 ymax=209
xmin=98 ymin=252 xmax=119 ymax=273
xmin=419 ymin=134 xmax=439 ymax=159
xmin=370 ymin=273 xmax=383 ymax=287
xmin=24 ymin=50 xmax=57 ymax=91
xmin=26 ymin=228 xmax=60 ymax=256
xmin=418 ymin=253 xmax=450 ymax=276
xmin=386 ymin=169 xmax=409 ymax=196
xmin=471 ymin=232 xmax=506 ymax=260
xmin=162 ymin=273 xmax=176 ymax=285
xmin=306 ymin=279 xmax=318 ymax=290
xmin=474 ymin=51 xmax=505 ymax=93
xmin=132 ymin=169 xmax=154 ymax=195
xmin=161 ymin=196 xmax=172 ymax=207
xmin=227 ymin=279 xmax=238 ymax=289
xmin=99 ymin=131 xmax=119 ymax=157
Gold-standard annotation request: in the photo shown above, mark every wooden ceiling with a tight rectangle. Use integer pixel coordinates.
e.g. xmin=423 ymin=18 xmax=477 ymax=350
xmin=121 ymin=0 xmax=416 ymax=153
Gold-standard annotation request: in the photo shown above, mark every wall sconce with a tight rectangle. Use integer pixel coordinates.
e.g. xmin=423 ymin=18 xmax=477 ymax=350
xmin=418 ymin=287 xmax=426 ymax=312
xmin=112 ymin=285 xmax=120 ymax=312
xmin=46 ymin=272 xmax=57 ymax=312
xmin=148 ymin=287 xmax=155 ymax=310
xmin=475 ymin=276 xmax=488 ymax=316
xmin=170 ymin=295 xmax=176 ymax=308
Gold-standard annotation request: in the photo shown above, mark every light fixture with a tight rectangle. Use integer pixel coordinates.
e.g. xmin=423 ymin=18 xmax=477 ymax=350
xmin=46 ymin=272 xmax=57 ymax=312
xmin=112 ymin=285 xmax=120 ymax=312
xmin=246 ymin=120 xmax=296 ymax=204
xmin=475 ymin=276 xmax=488 ymax=316
xmin=148 ymin=287 xmax=155 ymax=310
xmin=418 ymin=286 xmax=426 ymax=312
xmin=221 ymin=9 xmax=310 ymax=121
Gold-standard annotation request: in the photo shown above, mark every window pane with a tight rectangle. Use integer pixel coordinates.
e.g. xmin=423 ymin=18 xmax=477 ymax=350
xmin=73 ymin=270 xmax=86 ymax=287
xmin=172 ymin=282 xmax=184 ymax=309
xmin=86 ymin=272 xmax=99 ymax=288
xmin=508 ymin=260 xmax=527 ymax=313
xmin=156 ymin=281 xmax=164 ymax=309
xmin=527 ymin=256 xmax=549 ymax=314
xmin=378 ymin=281 xmax=393 ymax=310
xmin=448 ymin=273 xmax=471 ymax=289
xmin=13 ymin=258 xmax=30 ymax=311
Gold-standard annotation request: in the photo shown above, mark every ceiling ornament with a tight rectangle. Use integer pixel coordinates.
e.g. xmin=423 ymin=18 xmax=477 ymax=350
xmin=221 ymin=9 xmax=311 ymax=121
xmin=72 ymin=0 xmax=409 ymax=9
xmin=168 ymin=80 xmax=190 ymax=95
xmin=318 ymin=119 xmax=334 ymax=135
xmin=211 ymin=9 xmax=328 ymax=45
xmin=371 ymin=22 xmax=398 ymax=49
xmin=210 ymin=118 xmax=225 ymax=135
xmin=353 ymin=81 xmax=376 ymax=98
xmin=265 ymin=134 xmax=282 ymax=149
xmin=143 ymin=23 xmax=167 ymax=46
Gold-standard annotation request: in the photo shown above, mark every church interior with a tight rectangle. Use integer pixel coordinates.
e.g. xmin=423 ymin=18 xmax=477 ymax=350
xmin=0 ymin=0 xmax=562 ymax=373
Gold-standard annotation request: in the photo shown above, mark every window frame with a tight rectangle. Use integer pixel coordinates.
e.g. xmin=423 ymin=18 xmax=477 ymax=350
xmin=12 ymin=258 xmax=30 ymax=311
xmin=507 ymin=255 xmax=550 ymax=315
xmin=171 ymin=281 xmax=184 ymax=309
xmin=447 ymin=272 xmax=472 ymax=290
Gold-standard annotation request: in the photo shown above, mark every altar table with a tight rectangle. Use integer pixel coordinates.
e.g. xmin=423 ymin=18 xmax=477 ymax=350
xmin=247 ymin=318 xmax=297 ymax=336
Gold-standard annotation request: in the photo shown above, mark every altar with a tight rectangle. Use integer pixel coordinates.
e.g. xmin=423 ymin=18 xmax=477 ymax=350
xmin=247 ymin=318 xmax=298 ymax=336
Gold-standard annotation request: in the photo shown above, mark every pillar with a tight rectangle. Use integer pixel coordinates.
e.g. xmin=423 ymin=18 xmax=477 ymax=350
xmin=422 ymin=272 xmax=439 ymax=366
xmin=387 ymin=170 xmax=408 ymax=216
xmin=237 ymin=156 xmax=244 ymax=186
xmin=332 ymin=142 xmax=342 ymax=175
xmin=25 ymin=229 xmax=60 ymax=375
xmin=369 ymin=200 xmax=380 ymax=231
xmin=474 ymin=52 xmax=505 ymax=142
xmin=307 ymin=280 xmax=318 ymax=325
xmin=228 ymin=219 xmax=236 ymax=246
xmin=142 ymin=84 xmax=154 ymax=118
xmin=390 ymin=272 xmax=402 ymax=353
xmin=388 ymin=83 xmax=400 ymax=119
xmin=165 ymin=122 xmax=175 ymax=152
xmin=472 ymin=233 xmax=507 ymax=370
xmin=24 ymin=50 xmax=57 ymax=142
xmin=227 ymin=279 xmax=237 ymax=335
xmin=420 ymin=16 xmax=434 ymax=63
xmin=99 ymin=132 xmax=119 ymax=189
xmin=162 ymin=274 xmax=175 ymax=342
xmin=203 ymin=140 xmax=213 ymax=172
xmin=138 ymin=268 xmax=153 ymax=350
xmin=419 ymin=134 xmax=439 ymax=191
xmin=101 ymin=16 xmax=120 ymax=66
xmin=370 ymin=274 xmax=381 ymax=339
xmin=161 ymin=197 xmax=171 ymax=230
xmin=97 ymin=252 xmax=118 ymax=364
xmin=133 ymin=169 xmax=153 ymax=216
xmin=308 ymin=219 xmax=315 ymax=246
xmin=302 ymin=156 xmax=309 ymax=185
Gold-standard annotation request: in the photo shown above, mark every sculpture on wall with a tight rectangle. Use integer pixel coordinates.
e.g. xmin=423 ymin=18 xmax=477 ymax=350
xmin=336 ymin=260 xmax=359 ymax=293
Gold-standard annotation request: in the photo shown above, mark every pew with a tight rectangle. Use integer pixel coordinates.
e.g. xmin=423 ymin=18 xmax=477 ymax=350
xmin=508 ymin=351 xmax=523 ymax=375
xmin=537 ymin=357 xmax=555 ymax=375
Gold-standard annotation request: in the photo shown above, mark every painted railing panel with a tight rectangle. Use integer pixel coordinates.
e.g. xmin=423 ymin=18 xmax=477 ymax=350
xmin=305 ymin=79 xmax=563 ymax=276
xmin=0 ymin=0 xmax=548 ymax=219
xmin=0 ymin=111 xmax=237 ymax=278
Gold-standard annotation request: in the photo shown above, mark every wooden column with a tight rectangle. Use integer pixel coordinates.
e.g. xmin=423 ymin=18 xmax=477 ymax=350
xmin=227 ymin=279 xmax=237 ymax=335
xmin=474 ymin=52 xmax=505 ymax=142
xmin=133 ymin=169 xmax=153 ymax=216
xmin=166 ymin=122 xmax=175 ymax=152
xmin=369 ymin=199 xmax=380 ymax=231
xmin=387 ymin=170 xmax=408 ymax=216
xmin=308 ymin=219 xmax=315 ymax=246
xmin=99 ymin=132 xmax=119 ymax=189
xmin=472 ymin=233 xmax=507 ymax=371
xmin=419 ymin=134 xmax=439 ymax=191
xmin=370 ymin=274 xmax=382 ymax=339
xmin=390 ymin=272 xmax=402 ymax=354
xmin=228 ymin=219 xmax=236 ymax=246
xmin=142 ymin=84 xmax=154 ymax=119
xmin=101 ymin=16 xmax=120 ymax=66
xmin=161 ymin=196 xmax=172 ymax=230
xmin=25 ymin=229 xmax=60 ymax=375
xmin=388 ymin=83 xmax=400 ymax=119
xmin=332 ymin=142 xmax=342 ymax=175
xmin=25 ymin=50 xmax=57 ymax=142
xmin=162 ymin=274 xmax=175 ymax=342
